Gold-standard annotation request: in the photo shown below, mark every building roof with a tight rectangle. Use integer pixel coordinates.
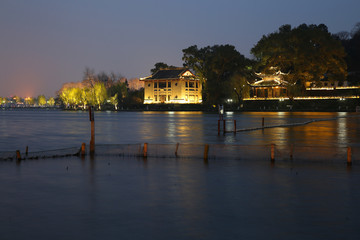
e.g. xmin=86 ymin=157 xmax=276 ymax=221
xmin=140 ymin=68 xmax=198 ymax=81
xmin=250 ymin=79 xmax=288 ymax=87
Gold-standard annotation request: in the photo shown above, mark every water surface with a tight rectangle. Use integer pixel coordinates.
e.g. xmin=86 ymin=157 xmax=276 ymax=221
xmin=0 ymin=155 xmax=359 ymax=240
xmin=1 ymin=110 xmax=359 ymax=151
xmin=1 ymin=110 xmax=360 ymax=239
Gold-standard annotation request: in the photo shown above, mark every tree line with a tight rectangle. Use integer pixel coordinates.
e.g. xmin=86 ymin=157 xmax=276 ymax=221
xmin=0 ymin=95 xmax=55 ymax=107
xmin=56 ymin=22 xmax=359 ymax=108
xmin=157 ymin=22 xmax=359 ymax=105
xmin=58 ymin=68 xmax=143 ymax=110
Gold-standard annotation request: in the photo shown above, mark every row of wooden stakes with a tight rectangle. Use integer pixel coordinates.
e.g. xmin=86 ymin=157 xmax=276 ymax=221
xmin=14 ymin=143 xmax=354 ymax=166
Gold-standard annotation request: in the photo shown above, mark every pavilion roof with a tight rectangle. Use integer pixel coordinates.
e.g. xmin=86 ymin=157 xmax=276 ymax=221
xmin=250 ymin=79 xmax=288 ymax=87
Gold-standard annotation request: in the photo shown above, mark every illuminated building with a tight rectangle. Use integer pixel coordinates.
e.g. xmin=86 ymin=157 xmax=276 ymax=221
xmin=140 ymin=68 xmax=202 ymax=104
xmin=250 ymin=71 xmax=288 ymax=98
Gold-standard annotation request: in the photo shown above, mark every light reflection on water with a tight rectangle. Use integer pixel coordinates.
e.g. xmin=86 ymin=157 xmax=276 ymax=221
xmin=1 ymin=110 xmax=360 ymax=151
xmin=1 ymin=110 xmax=360 ymax=239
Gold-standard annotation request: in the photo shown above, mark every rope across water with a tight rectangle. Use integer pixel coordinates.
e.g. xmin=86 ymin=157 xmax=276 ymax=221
xmin=228 ymin=114 xmax=359 ymax=133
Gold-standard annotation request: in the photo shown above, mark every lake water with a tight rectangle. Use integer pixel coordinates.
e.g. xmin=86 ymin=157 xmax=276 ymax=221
xmin=1 ymin=110 xmax=360 ymax=151
xmin=1 ymin=110 xmax=360 ymax=239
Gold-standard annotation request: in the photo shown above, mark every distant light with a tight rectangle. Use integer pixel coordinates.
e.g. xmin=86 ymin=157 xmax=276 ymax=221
xmin=245 ymin=96 xmax=359 ymax=100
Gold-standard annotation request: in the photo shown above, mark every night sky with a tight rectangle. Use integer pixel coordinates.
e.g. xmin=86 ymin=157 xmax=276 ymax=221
xmin=1 ymin=0 xmax=359 ymax=97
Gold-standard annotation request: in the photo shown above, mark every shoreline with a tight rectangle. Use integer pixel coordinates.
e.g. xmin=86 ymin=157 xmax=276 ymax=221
xmin=2 ymin=98 xmax=360 ymax=112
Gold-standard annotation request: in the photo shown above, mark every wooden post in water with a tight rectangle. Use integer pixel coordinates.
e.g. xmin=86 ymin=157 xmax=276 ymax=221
xmin=89 ymin=106 xmax=95 ymax=155
xmin=218 ymin=120 xmax=220 ymax=135
xmin=262 ymin=117 xmax=265 ymax=128
xmin=175 ymin=143 xmax=179 ymax=157
xmin=271 ymin=144 xmax=275 ymax=162
xmin=347 ymin=147 xmax=352 ymax=166
xmin=234 ymin=120 xmax=237 ymax=133
xmin=25 ymin=146 xmax=28 ymax=157
xmin=204 ymin=144 xmax=209 ymax=161
xmin=81 ymin=143 xmax=86 ymax=157
xmin=223 ymin=120 xmax=226 ymax=134
xmin=16 ymin=150 xmax=21 ymax=161
xmin=143 ymin=143 xmax=148 ymax=158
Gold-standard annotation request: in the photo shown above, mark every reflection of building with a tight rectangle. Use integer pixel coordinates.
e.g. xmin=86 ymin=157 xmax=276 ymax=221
xmin=250 ymin=71 xmax=288 ymax=98
xmin=140 ymin=68 xmax=202 ymax=104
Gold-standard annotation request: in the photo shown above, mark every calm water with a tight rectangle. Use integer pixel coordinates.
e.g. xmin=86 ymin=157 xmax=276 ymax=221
xmin=1 ymin=110 xmax=360 ymax=239
xmin=1 ymin=110 xmax=360 ymax=151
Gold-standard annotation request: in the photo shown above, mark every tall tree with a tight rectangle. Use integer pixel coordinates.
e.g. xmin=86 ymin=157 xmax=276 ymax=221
xmin=251 ymin=24 xmax=347 ymax=97
xmin=336 ymin=22 xmax=360 ymax=85
xmin=182 ymin=44 xmax=250 ymax=104
xmin=108 ymin=80 xmax=128 ymax=107
xmin=82 ymin=67 xmax=97 ymax=88
xmin=93 ymin=82 xmax=107 ymax=110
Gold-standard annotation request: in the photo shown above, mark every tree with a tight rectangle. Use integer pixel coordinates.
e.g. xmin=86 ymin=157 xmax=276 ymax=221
xmin=60 ymin=88 xmax=72 ymax=107
xmin=337 ymin=22 xmax=360 ymax=83
xmin=251 ymin=24 xmax=347 ymax=98
xmin=25 ymin=97 xmax=35 ymax=106
xmin=48 ymin=97 xmax=55 ymax=106
xmin=82 ymin=67 xmax=97 ymax=88
xmin=126 ymin=88 xmax=144 ymax=106
xmin=182 ymin=44 xmax=250 ymax=105
xmin=93 ymin=82 xmax=107 ymax=110
xmin=0 ymin=97 xmax=7 ymax=105
xmin=150 ymin=62 xmax=177 ymax=74
xmin=37 ymin=95 xmax=47 ymax=106
xmin=108 ymin=80 xmax=128 ymax=107
xmin=57 ymin=68 xmax=129 ymax=109
xmin=109 ymin=93 xmax=118 ymax=110
xmin=231 ymin=73 xmax=251 ymax=104
xmin=13 ymin=96 xmax=22 ymax=104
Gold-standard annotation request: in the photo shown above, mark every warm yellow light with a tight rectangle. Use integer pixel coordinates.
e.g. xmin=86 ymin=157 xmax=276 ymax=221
xmin=244 ymin=96 xmax=360 ymax=101
xmin=306 ymin=86 xmax=360 ymax=90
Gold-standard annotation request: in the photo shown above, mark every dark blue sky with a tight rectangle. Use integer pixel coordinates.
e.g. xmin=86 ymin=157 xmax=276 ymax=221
xmin=1 ymin=0 xmax=359 ymax=97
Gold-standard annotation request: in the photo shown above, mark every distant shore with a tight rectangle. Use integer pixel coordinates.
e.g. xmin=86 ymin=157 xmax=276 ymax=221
xmin=2 ymin=98 xmax=360 ymax=112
